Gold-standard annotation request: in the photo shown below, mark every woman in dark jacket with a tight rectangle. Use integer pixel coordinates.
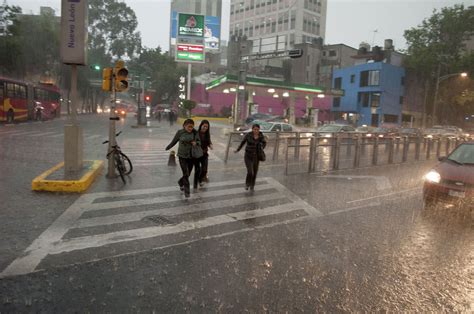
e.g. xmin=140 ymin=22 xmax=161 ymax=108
xmin=234 ymin=124 xmax=266 ymax=191
xmin=196 ymin=120 xmax=213 ymax=187
xmin=166 ymin=119 xmax=201 ymax=197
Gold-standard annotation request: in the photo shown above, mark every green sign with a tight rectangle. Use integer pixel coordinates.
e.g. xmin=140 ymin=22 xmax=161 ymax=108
xmin=178 ymin=13 xmax=204 ymax=37
xmin=176 ymin=52 xmax=204 ymax=62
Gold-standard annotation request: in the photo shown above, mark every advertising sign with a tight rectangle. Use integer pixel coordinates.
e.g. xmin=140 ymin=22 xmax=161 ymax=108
xmin=178 ymin=13 xmax=204 ymax=37
xmin=176 ymin=44 xmax=205 ymax=62
xmin=171 ymin=11 xmax=220 ymax=50
xmin=60 ymin=0 xmax=88 ymax=65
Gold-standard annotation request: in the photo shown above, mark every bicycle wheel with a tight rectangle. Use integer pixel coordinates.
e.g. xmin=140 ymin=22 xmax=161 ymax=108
xmin=119 ymin=152 xmax=133 ymax=175
xmin=114 ymin=153 xmax=126 ymax=184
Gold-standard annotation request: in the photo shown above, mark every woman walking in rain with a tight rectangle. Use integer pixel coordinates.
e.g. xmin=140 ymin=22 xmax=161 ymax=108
xmin=196 ymin=120 xmax=213 ymax=187
xmin=166 ymin=119 xmax=201 ymax=198
xmin=235 ymin=123 xmax=266 ymax=191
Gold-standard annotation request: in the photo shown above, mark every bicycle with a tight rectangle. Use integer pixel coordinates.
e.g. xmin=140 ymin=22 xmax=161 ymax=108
xmin=103 ymin=131 xmax=133 ymax=183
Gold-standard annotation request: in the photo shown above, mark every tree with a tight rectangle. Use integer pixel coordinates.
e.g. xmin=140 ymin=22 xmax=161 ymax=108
xmin=88 ymin=0 xmax=141 ymax=60
xmin=0 ymin=6 xmax=60 ymax=81
xmin=180 ymin=99 xmax=197 ymax=117
xmin=403 ymin=4 xmax=474 ymax=124
xmin=129 ymin=47 xmax=187 ymax=105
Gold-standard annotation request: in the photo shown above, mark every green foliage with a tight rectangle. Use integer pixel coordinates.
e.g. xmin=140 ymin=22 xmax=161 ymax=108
xmin=89 ymin=0 xmax=141 ymax=59
xmin=129 ymin=47 xmax=187 ymax=104
xmin=404 ymin=4 xmax=474 ymax=77
xmin=0 ymin=6 xmax=60 ymax=80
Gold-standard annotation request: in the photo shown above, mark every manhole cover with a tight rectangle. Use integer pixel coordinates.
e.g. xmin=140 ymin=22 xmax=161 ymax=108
xmin=145 ymin=215 xmax=176 ymax=226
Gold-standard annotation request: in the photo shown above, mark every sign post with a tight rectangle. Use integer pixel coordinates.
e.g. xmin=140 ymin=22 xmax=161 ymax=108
xmin=175 ymin=12 xmax=206 ymax=116
xmin=60 ymin=0 xmax=88 ymax=175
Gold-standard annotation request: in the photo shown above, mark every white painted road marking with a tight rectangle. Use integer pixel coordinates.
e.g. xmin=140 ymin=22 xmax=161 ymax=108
xmin=0 ymin=177 xmax=321 ymax=278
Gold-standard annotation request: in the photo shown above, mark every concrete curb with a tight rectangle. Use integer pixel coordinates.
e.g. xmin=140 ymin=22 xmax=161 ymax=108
xmin=32 ymin=160 xmax=104 ymax=193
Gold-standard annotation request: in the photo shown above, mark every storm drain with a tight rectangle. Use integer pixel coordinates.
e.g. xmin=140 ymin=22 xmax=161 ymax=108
xmin=145 ymin=215 xmax=176 ymax=226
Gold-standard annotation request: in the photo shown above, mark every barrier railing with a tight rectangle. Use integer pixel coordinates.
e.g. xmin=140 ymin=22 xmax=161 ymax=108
xmin=224 ymin=131 xmax=466 ymax=175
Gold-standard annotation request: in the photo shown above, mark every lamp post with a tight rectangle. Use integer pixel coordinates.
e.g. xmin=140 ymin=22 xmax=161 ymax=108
xmin=432 ymin=68 xmax=468 ymax=125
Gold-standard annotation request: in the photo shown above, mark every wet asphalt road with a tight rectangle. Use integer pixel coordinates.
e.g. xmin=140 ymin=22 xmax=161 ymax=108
xmin=0 ymin=115 xmax=472 ymax=312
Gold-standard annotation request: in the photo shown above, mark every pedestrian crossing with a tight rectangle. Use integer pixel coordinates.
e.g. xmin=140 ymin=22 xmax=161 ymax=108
xmin=0 ymin=177 xmax=322 ymax=277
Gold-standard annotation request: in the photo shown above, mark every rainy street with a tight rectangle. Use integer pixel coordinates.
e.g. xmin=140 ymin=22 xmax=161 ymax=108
xmin=0 ymin=115 xmax=472 ymax=312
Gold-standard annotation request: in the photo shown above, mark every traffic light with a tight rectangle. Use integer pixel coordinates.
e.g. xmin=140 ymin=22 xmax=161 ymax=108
xmin=101 ymin=67 xmax=113 ymax=92
xmin=114 ymin=60 xmax=129 ymax=92
xmin=145 ymin=95 xmax=151 ymax=103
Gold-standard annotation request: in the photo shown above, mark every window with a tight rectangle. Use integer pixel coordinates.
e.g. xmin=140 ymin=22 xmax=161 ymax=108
xmin=360 ymin=70 xmax=380 ymax=87
xmin=0 ymin=81 xmax=4 ymax=99
xmin=329 ymin=50 xmax=336 ymax=57
xmin=399 ymin=96 xmax=404 ymax=105
xmin=333 ymin=97 xmax=341 ymax=107
xmin=358 ymin=92 xmax=370 ymax=107
xmin=271 ymin=124 xmax=281 ymax=131
xmin=383 ymin=114 xmax=398 ymax=123
xmin=350 ymin=75 xmax=355 ymax=83
xmin=283 ymin=124 xmax=292 ymax=131
xmin=401 ymin=76 xmax=405 ymax=86
xmin=371 ymin=92 xmax=381 ymax=107
xmin=334 ymin=77 xmax=342 ymax=89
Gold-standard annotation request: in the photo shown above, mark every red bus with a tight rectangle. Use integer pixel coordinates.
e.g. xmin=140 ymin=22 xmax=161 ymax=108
xmin=0 ymin=76 xmax=61 ymax=123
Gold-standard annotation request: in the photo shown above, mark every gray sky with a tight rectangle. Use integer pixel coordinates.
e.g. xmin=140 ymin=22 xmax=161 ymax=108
xmin=9 ymin=0 xmax=474 ymax=52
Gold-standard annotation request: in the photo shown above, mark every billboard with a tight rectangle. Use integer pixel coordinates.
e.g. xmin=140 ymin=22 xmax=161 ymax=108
xmin=171 ymin=11 xmax=220 ymax=50
xmin=178 ymin=13 xmax=204 ymax=37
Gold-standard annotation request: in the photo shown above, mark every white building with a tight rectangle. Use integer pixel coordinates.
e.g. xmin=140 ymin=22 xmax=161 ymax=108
xmin=230 ymin=0 xmax=327 ymax=52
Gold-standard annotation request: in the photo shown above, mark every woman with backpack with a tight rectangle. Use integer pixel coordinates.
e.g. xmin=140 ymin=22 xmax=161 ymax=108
xmin=166 ymin=119 xmax=201 ymax=198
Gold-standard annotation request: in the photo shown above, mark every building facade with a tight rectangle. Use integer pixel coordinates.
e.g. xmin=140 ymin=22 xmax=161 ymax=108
xmin=332 ymin=62 xmax=405 ymax=127
xmin=319 ymin=44 xmax=359 ymax=89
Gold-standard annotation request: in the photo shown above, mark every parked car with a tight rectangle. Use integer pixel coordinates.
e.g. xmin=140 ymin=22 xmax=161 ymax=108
xmin=397 ymin=127 xmax=423 ymax=137
xmin=244 ymin=113 xmax=275 ymax=124
xmin=423 ymin=141 xmax=474 ymax=209
xmin=238 ymin=120 xmax=296 ymax=134
xmin=314 ymin=124 xmax=356 ymax=141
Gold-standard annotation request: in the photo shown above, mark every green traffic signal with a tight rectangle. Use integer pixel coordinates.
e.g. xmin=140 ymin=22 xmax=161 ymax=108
xmin=94 ymin=65 xmax=101 ymax=71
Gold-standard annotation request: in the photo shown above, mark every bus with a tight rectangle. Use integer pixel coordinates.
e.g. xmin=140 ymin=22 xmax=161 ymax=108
xmin=0 ymin=76 xmax=61 ymax=123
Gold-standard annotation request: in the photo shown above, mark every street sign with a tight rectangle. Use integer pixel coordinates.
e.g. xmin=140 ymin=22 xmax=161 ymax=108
xmin=240 ymin=49 xmax=304 ymax=62
xmin=176 ymin=44 xmax=205 ymax=63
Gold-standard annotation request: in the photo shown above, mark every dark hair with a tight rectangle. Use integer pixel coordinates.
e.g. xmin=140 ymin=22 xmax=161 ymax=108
xmin=198 ymin=120 xmax=211 ymax=143
xmin=183 ymin=118 xmax=194 ymax=127
xmin=252 ymin=124 xmax=260 ymax=129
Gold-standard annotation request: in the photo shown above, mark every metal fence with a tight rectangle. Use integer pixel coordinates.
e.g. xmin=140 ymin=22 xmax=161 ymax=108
xmin=224 ymin=131 xmax=465 ymax=175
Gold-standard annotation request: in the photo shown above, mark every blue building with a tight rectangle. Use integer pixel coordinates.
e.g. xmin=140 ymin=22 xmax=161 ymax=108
xmin=332 ymin=62 xmax=405 ymax=127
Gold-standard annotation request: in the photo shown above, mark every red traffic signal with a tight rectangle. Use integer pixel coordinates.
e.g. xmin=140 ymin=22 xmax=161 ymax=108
xmin=145 ymin=95 xmax=151 ymax=102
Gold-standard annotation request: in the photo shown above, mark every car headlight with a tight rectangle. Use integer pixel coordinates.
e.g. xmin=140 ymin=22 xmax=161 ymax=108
xmin=324 ymin=134 xmax=332 ymax=138
xmin=426 ymin=135 xmax=433 ymax=138
xmin=366 ymin=133 xmax=372 ymax=137
xmin=424 ymin=170 xmax=441 ymax=183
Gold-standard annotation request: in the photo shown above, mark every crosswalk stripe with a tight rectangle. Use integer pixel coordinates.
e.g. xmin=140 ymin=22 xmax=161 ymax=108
xmin=7 ymin=131 xmax=38 ymax=136
xmin=82 ymin=183 xmax=275 ymax=212
xmin=74 ymin=192 xmax=284 ymax=229
xmin=0 ymin=177 xmax=321 ymax=278
xmin=50 ymin=202 xmax=308 ymax=255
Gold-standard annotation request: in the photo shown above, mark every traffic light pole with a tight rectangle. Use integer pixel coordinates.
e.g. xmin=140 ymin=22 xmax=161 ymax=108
xmin=107 ymin=72 xmax=118 ymax=178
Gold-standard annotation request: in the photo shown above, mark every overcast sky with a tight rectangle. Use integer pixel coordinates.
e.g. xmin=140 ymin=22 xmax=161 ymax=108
xmin=9 ymin=0 xmax=474 ymax=52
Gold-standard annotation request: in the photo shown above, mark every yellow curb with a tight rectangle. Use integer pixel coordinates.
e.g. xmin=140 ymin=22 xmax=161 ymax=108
xmin=32 ymin=160 xmax=104 ymax=193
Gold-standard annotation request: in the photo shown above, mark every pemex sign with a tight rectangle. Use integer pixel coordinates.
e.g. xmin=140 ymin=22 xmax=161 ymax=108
xmin=178 ymin=13 xmax=204 ymax=37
